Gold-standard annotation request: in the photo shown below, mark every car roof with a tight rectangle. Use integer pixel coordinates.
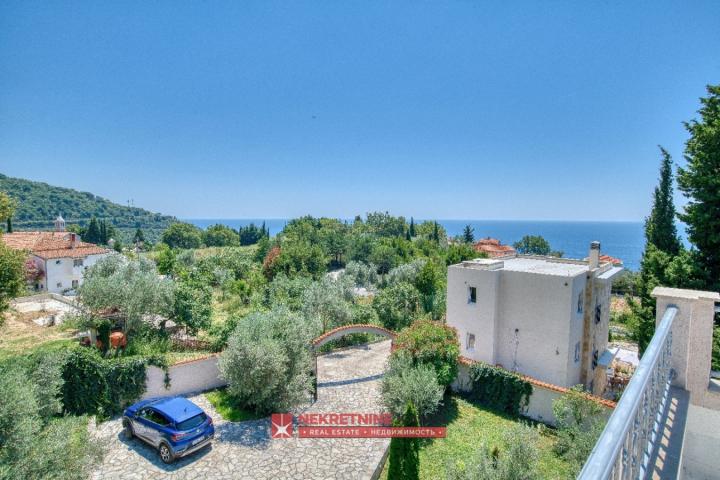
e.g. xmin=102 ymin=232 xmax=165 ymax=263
xmin=150 ymin=397 xmax=204 ymax=423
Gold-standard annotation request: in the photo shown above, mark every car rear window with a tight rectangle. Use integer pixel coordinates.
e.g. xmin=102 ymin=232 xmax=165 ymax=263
xmin=176 ymin=413 xmax=207 ymax=431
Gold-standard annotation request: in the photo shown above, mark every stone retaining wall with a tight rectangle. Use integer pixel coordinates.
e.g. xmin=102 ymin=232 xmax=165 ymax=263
xmin=452 ymin=359 xmax=615 ymax=427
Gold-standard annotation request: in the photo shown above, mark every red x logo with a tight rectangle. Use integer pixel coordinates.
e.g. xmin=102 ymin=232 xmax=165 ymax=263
xmin=271 ymin=413 xmax=293 ymax=439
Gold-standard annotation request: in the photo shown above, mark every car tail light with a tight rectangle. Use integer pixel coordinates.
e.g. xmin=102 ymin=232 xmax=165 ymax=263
xmin=171 ymin=432 xmax=188 ymax=442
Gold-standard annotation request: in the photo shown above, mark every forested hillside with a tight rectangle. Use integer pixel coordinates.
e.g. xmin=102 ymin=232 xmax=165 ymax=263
xmin=0 ymin=173 xmax=176 ymax=242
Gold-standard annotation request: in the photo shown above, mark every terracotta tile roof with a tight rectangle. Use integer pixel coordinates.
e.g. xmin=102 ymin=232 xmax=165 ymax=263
xmin=599 ymin=254 xmax=623 ymax=266
xmin=2 ymin=231 xmax=110 ymax=259
xmin=582 ymin=253 xmax=624 ymax=266
xmin=458 ymin=355 xmax=617 ymax=409
xmin=473 ymin=238 xmax=516 ymax=258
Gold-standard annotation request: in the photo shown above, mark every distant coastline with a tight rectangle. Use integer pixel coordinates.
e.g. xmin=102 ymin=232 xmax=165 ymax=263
xmin=185 ymin=218 xmax=654 ymax=271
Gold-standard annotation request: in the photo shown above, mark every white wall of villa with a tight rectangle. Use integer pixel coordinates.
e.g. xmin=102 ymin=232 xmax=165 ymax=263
xmin=446 ymin=247 xmax=622 ymax=393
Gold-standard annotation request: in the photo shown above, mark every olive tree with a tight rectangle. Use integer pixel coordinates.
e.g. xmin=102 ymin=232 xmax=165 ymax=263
xmin=381 ymin=352 xmax=443 ymax=420
xmin=77 ymin=255 xmax=175 ymax=335
xmin=218 ymin=308 xmax=316 ymax=413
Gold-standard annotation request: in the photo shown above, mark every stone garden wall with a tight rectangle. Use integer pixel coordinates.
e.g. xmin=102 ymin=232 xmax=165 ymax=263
xmin=142 ymin=354 xmax=227 ymax=399
xmin=452 ymin=359 xmax=615 ymax=427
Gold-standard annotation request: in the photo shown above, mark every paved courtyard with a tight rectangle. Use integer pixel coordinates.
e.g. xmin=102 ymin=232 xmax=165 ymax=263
xmin=92 ymin=340 xmax=392 ymax=480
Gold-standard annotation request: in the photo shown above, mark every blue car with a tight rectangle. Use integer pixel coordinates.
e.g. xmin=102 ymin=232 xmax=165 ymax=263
xmin=122 ymin=397 xmax=215 ymax=464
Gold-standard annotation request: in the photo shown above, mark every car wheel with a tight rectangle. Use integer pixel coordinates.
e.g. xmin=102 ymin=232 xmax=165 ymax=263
xmin=158 ymin=443 xmax=174 ymax=464
xmin=122 ymin=419 xmax=134 ymax=439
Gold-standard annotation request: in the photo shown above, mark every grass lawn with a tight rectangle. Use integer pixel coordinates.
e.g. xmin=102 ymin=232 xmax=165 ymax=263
xmin=380 ymin=394 xmax=572 ymax=480
xmin=204 ymin=389 xmax=265 ymax=422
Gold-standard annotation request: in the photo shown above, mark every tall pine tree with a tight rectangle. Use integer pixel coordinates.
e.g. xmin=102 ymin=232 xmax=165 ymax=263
xmin=99 ymin=220 xmax=108 ymax=244
xmin=85 ymin=217 xmax=100 ymax=244
xmin=133 ymin=228 xmax=145 ymax=244
xmin=645 ymin=147 xmax=682 ymax=255
xmin=462 ymin=224 xmax=475 ymax=244
xmin=387 ymin=402 xmax=420 ymax=480
xmin=678 ymin=84 xmax=720 ymax=291
xmin=630 ymin=146 xmax=703 ymax=354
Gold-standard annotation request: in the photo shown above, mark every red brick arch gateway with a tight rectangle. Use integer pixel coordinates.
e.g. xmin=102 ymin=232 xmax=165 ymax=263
xmin=311 ymin=324 xmax=397 ymax=351
xmin=310 ymin=324 xmax=397 ymax=401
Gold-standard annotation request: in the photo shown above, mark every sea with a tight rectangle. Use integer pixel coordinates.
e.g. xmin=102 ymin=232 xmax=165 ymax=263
xmin=186 ymin=219 xmax=654 ymax=272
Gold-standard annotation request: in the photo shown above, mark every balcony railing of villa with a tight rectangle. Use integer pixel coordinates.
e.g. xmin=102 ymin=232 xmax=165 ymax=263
xmin=578 ymin=306 xmax=676 ymax=480
xmin=579 ymin=287 xmax=720 ymax=480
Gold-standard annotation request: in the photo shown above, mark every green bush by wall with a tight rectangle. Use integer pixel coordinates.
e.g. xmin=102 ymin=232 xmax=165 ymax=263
xmin=61 ymin=347 xmax=168 ymax=418
xmin=467 ymin=362 xmax=532 ymax=415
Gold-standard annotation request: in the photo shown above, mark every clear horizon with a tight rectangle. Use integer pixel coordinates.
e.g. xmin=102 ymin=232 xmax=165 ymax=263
xmin=2 ymin=2 xmax=719 ymax=221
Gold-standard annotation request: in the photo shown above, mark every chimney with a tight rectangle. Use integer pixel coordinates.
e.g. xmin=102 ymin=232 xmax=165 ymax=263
xmin=589 ymin=241 xmax=601 ymax=269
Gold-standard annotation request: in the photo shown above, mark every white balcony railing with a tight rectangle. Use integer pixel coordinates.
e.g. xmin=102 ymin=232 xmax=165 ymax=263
xmin=578 ymin=305 xmax=677 ymax=480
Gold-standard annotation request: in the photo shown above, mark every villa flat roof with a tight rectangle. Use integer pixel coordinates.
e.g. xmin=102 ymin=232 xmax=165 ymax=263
xmin=500 ymin=257 xmax=590 ymax=277
xmin=457 ymin=255 xmax=591 ymax=277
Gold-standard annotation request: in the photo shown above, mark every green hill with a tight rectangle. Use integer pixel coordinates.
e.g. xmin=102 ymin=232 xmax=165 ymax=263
xmin=0 ymin=173 xmax=176 ymax=242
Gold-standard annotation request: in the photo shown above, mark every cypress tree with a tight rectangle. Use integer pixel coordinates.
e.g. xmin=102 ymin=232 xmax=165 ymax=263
xmin=405 ymin=228 xmax=411 ymax=241
xmin=409 ymin=217 xmax=416 ymax=237
xmin=85 ymin=217 xmax=100 ymax=244
xmin=99 ymin=220 xmax=108 ymax=244
xmin=645 ymin=147 xmax=682 ymax=255
xmin=678 ymin=84 xmax=720 ymax=291
xmin=6 ymin=217 xmax=11 ymax=233
xmin=432 ymin=221 xmax=439 ymax=243
xmin=133 ymin=228 xmax=145 ymax=244
xmin=631 ymin=147 xmax=693 ymax=354
xmin=387 ymin=402 xmax=420 ymax=480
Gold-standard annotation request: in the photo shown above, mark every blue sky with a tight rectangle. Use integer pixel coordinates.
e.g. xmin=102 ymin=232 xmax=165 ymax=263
xmin=1 ymin=1 xmax=719 ymax=221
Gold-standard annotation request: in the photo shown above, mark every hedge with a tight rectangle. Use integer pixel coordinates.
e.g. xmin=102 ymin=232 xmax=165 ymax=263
xmin=467 ymin=362 xmax=532 ymax=415
xmin=61 ymin=347 xmax=168 ymax=418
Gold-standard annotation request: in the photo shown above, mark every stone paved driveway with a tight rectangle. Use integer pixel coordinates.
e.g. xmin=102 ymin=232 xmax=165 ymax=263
xmin=91 ymin=340 xmax=391 ymax=480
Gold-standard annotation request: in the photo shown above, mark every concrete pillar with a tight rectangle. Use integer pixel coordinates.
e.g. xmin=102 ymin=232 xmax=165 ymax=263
xmin=652 ymin=287 xmax=719 ymax=406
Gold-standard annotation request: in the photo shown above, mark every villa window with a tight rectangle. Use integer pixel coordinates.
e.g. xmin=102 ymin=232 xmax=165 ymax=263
xmin=73 ymin=258 xmax=84 ymax=267
xmin=595 ymin=304 xmax=602 ymax=324
xmin=55 ymin=259 xmax=61 ymax=265
xmin=56 ymin=282 xmax=62 ymax=288
xmin=468 ymin=286 xmax=477 ymax=304
xmin=577 ymin=291 xmax=584 ymax=314
xmin=592 ymin=349 xmax=599 ymax=369
xmin=466 ymin=333 xmax=476 ymax=351
xmin=574 ymin=342 xmax=580 ymax=363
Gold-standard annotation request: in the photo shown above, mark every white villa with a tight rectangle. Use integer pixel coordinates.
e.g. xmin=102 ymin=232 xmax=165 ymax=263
xmin=446 ymin=241 xmax=624 ymax=396
xmin=3 ymin=216 xmax=111 ymax=294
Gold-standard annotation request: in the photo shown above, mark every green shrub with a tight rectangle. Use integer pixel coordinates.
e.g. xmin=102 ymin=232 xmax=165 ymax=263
xmin=61 ymin=347 xmax=167 ymax=417
xmin=5 ymin=415 xmax=104 ymax=480
xmin=387 ymin=402 xmax=420 ymax=480
xmin=0 ymin=363 xmax=103 ymax=480
xmin=218 ymin=308 xmax=315 ymax=414
xmin=393 ymin=320 xmax=460 ymax=387
xmin=466 ymin=363 xmax=532 ymax=415
xmin=445 ymin=423 xmax=541 ymax=480
xmin=381 ymin=352 xmax=444 ymax=420
xmin=373 ymin=282 xmax=421 ymax=331
xmin=552 ymin=385 xmax=607 ymax=474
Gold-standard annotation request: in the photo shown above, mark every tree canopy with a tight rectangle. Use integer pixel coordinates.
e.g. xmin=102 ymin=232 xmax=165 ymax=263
xmin=161 ymin=222 xmax=203 ymax=249
xmin=677 ymin=84 xmax=720 ymax=291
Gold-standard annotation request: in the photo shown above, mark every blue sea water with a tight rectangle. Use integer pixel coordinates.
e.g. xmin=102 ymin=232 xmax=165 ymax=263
xmin=186 ymin=218 xmax=647 ymax=271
